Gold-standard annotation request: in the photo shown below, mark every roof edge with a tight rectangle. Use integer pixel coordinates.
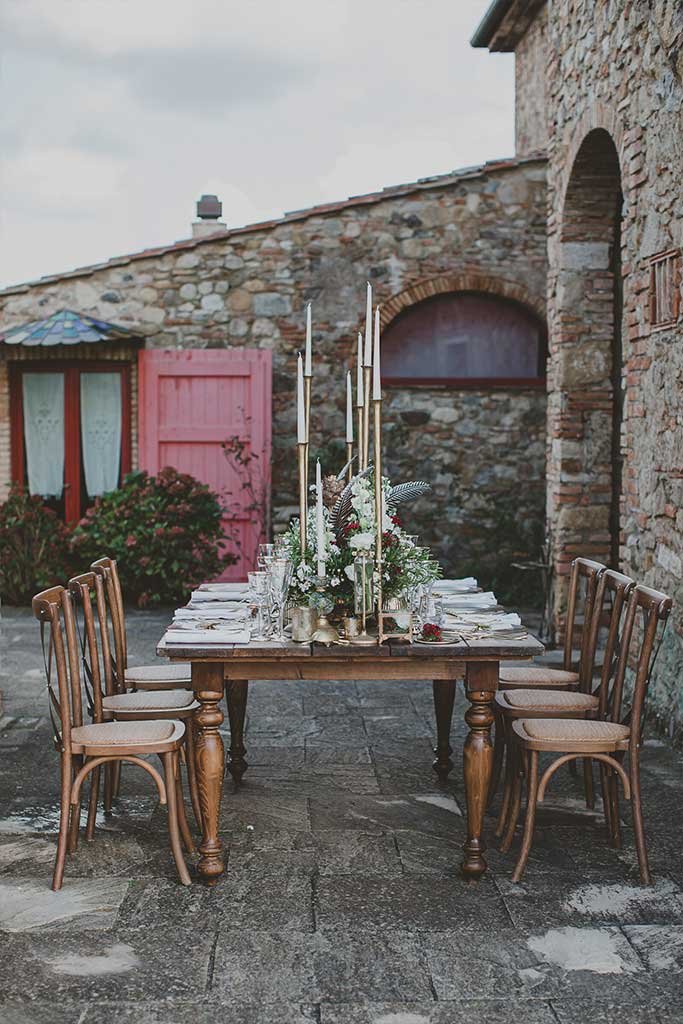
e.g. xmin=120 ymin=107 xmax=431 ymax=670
xmin=471 ymin=0 xmax=546 ymax=52
xmin=0 ymin=153 xmax=547 ymax=298
xmin=471 ymin=0 xmax=513 ymax=48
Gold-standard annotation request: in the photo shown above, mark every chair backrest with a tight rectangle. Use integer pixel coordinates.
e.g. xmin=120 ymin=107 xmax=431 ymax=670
xmin=32 ymin=586 xmax=84 ymax=756
xmin=68 ymin=572 xmax=119 ymax=722
xmin=91 ymin=556 xmax=127 ymax=685
xmin=604 ymin=584 xmax=672 ymax=749
xmin=585 ymin=568 xmax=635 ymax=695
xmin=563 ymin=557 xmax=605 ymax=677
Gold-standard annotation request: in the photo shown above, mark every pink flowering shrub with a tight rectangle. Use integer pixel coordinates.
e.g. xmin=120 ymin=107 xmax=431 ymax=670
xmin=71 ymin=468 xmax=234 ymax=606
xmin=0 ymin=487 xmax=74 ymax=604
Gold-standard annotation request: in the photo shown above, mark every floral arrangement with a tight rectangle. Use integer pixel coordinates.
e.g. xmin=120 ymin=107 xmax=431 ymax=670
xmin=280 ymin=469 xmax=440 ymax=613
xmin=421 ymin=623 xmax=443 ymax=642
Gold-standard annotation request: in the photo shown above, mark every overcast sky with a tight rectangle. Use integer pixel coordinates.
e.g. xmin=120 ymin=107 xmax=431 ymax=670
xmin=0 ymin=0 xmax=513 ymax=289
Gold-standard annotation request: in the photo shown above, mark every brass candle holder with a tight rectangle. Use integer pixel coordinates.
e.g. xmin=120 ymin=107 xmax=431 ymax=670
xmin=304 ymin=373 xmax=312 ymax=497
xmin=354 ymin=554 xmax=377 ymax=645
xmin=297 ymin=442 xmax=307 ymax=555
xmin=346 ymin=441 xmax=353 ymax=484
xmin=356 ymin=404 xmax=364 ymax=471
xmin=373 ymin=397 xmax=385 ymax=642
xmin=362 ymin=365 xmax=372 ymax=472
xmin=311 ymin=578 xmax=340 ymax=646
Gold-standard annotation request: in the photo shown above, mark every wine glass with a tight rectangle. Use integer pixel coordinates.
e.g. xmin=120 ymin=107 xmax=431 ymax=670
xmin=248 ymin=571 xmax=271 ymax=640
xmin=257 ymin=543 xmax=275 ymax=570
xmin=266 ymin=558 xmax=293 ymax=641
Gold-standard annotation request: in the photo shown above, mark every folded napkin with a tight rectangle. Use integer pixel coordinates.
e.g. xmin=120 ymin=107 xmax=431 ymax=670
xmin=190 ymin=589 xmax=249 ymax=603
xmin=434 ymin=577 xmax=479 ymax=592
xmin=446 ymin=611 xmax=521 ymax=629
xmin=180 ymin=598 xmax=246 ymax=614
xmin=164 ymin=626 xmax=250 ymax=645
xmin=197 ymin=582 xmax=248 ymax=592
xmin=441 ymin=591 xmax=497 ymax=608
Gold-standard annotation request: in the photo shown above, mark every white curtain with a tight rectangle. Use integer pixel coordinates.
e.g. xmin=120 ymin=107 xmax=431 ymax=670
xmin=80 ymin=372 xmax=122 ymax=497
xmin=22 ymin=373 xmax=65 ymax=498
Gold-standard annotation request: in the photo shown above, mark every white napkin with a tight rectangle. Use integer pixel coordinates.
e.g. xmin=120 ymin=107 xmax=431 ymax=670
xmin=441 ymin=591 xmax=497 ymax=608
xmin=188 ymin=599 xmax=248 ymax=612
xmin=164 ymin=626 xmax=250 ymax=645
xmin=446 ymin=611 xmax=521 ymax=629
xmin=434 ymin=579 xmax=479 ymax=594
xmin=175 ymin=606 xmax=246 ymax=620
xmin=190 ymin=589 xmax=249 ymax=603
xmin=197 ymin=582 xmax=248 ymax=592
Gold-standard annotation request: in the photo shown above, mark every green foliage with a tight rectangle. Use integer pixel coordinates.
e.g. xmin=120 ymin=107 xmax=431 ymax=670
xmin=71 ymin=468 xmax=234 ymax=607
xmin=0 ymin=487 xmax=73 ymax=604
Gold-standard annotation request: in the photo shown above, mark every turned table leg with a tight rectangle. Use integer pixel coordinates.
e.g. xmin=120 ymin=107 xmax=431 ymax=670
xmin=192 ymin=663 xmax=226 ymax=884
xmin=226 ymin=678 xmax=249 ymax=784
xmin=461 ymin=661 xmax=497 ymax=879
xmin=432 ymin=679 xmax=456 ymax=782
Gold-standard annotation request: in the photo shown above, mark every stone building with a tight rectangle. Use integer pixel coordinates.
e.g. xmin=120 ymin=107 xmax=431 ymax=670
xmin=474 ymin=0 xmax=683 ymax=732
xmin=0 ymin=157 xmax=548 ymax=599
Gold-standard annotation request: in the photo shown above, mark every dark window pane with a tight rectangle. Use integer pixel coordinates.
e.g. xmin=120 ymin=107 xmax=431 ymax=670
xmin=382 ymin=292 xmax=545 ymax=380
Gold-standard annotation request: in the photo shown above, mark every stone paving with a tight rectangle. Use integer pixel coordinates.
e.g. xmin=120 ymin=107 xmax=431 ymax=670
xmin=1 ymin=606 xmax=682 ymax=1023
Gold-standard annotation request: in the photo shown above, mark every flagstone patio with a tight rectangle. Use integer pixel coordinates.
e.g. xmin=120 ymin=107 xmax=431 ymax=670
xmin=1 ymin=605 xmax=682 ymax=1023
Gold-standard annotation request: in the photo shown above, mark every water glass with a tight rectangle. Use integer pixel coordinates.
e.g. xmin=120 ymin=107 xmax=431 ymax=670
xmin=257 ymin=543 xmax=275 ymax=570
xmin=266 ymin=558 xmax=293 ymax=641
xmin=248 ymin=571 xmax=271 ymax=639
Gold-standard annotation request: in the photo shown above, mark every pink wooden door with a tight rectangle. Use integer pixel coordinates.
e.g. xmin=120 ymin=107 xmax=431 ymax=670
xmin=138 ymin=349 xmax=271 ymax=581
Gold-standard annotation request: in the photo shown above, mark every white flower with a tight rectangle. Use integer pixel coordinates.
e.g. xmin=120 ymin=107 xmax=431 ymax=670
xmin=344 ymin=564 xmax=356 ymax=582
xmin=350 ymin=531 xmax=375 ymax=552
xmin=330 ymin=576 xmax=341 ymax=587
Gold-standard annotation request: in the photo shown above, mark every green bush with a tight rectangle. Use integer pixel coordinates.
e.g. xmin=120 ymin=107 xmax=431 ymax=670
xmin=71 ymin=468 xmax=234 ymax=607
xmin=0 ymin=487 xmax=73 ymax=604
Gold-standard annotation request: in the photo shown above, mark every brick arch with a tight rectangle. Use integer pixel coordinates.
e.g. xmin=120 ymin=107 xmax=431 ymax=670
xmin=548 ymin=122 xmax=625 ymax=630
xmin=379 ymin=272 xmax=546 ymax=330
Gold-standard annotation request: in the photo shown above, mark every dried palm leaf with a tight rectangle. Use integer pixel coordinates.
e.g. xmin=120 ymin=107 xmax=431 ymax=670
xmin=385 ymin=481 xmax=431 ymax=509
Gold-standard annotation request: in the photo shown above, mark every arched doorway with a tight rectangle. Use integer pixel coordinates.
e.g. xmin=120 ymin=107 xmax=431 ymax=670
xmin=550 ymin=128 xmax=624 ymax=617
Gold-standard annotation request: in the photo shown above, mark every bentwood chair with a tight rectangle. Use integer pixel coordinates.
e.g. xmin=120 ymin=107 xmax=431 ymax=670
xmin=32 ymin=586 xmax=192 ymax=890
xmin=489 ymin=557 xmax=606 ymax=804
xmin=91 ymin=557 xmax=191 ymax=692
xmin=509 ymin=583 xmax=672 ymax=884
xmin=68 ymin=572 xmax=203 ymax=829
xmin=495 ymin=568 xmax=634 ymax=849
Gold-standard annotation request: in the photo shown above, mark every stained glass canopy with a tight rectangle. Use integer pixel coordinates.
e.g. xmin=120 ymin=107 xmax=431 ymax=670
xmin=0 ymin=309 xmax=139 ymax=347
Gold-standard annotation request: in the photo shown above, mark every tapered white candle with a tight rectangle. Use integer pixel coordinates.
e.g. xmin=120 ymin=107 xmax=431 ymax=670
xmin=356 ymin=332 xmax=364 ymax=407
xmin=315 ymin=459 xmax=325 ymax=577
xmin=346 ymin=371 xmax=353 ymax=443
xmin=372 ymin=306 xmax=382 ymax=400
xmin=304 ymin=302 xmax=312 ymax=377
xmin=296 ymin=353 xmax=306 ymax=443
xmin=364 ymin=281 xmax=373 ymax=366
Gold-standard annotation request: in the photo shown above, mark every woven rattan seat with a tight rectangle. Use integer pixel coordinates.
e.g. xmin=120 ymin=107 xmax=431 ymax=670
xmin=520 ymin=719 xmax=630 ymax=744
xmin=102 ymin=689 xmax=197 ymax=713
xmin=125 ymin=663 xmax=191 ymax=685
xmin=71 ymin=720 xmax=181 ymax=748
xmin=499 ymin=666 xmax=579 ymax=688
xmin=502 ymin=689 xmax=599 ymax=711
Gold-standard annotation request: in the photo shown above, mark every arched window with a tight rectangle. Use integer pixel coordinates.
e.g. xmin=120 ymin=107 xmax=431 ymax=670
xmin=381 ymin=291 xmax=546 ymax=386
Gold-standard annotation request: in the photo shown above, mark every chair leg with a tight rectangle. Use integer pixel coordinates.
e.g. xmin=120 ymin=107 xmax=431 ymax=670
xmin=512 ymin=749 xmax=540 ymax=883
xmin=163 ymin=752 xmax=191 ymax=885
xmin=184 ymin=719 xmax=203 ymax=831
xmin=495 ymin=718 xmax=514 ymax=838
xmin=599 ymin=762 xmax=613 ymax=844
xmin=85 ymin=764 xmax=101 ymax=842
xmin=630 ymin=754 xmax=652 ymax=885
xmin=67 ymin=757 xmax=82 ymax=854
xmin=610 ymin=760 xmax=623 ymax=848
xmin=112 ymin=760 xmax=122 ymax=799
xmin=488 ymin=709 xmax=505 ymax=808
xmin=175 ymin=758 xmax=196 ymax=856
xmin=501 ymin=743 xmax=523 ymax=854
xmin=103 ymin=762 xmax=114 ymax=814
xmin=52 ymin=756 xmax=72 ymax=891
xmin=583 ymin=757 xmax=595 ymax=809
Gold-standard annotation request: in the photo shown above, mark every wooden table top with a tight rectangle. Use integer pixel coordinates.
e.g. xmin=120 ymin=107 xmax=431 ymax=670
xmin=157 ymin=633 xmax=545 ymax=662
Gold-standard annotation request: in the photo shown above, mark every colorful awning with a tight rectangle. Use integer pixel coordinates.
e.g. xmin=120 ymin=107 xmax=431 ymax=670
xmin=0 ymin=309 xmax=139 ymax=347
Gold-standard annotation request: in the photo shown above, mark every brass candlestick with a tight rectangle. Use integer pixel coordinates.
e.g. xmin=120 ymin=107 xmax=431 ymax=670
xmin=311 ymin=578 xmax=340 ymax=646
xmin=346 ymin=441 xmax=353 ymax=484
xmin=297 ymin=442 xmax=307 ymax=555
xmin=304 ymin=373 xmax=312 ymax=497
xmin=356 ymin=405 xmax=364 ymax=471
xmin=373 ymin=397 xmax=384 ymax=641
xmin=354 ymin=554 xmax=377 ymax=645
xmin=362 ymin=365 xmax=372 ymax=470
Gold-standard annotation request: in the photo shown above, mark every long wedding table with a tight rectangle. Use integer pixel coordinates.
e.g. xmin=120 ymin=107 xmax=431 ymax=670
xmin=157 ymin=630 xmax=544 ymax=884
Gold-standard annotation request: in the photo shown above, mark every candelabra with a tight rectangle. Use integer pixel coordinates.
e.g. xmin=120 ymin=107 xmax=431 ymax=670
xmin=297 ymin=442 xmax=307 ymax=555
xmin=373 ymin=395 xmax=384 ymax=641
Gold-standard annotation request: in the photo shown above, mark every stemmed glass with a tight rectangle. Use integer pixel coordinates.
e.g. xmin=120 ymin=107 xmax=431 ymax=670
xmin=265 ymin=558 xmax=293 ymax=642
xmin=257 ymin=543 xmax=275 ymax=570
xmin=248 ymin=571 xmax=271 ymax=640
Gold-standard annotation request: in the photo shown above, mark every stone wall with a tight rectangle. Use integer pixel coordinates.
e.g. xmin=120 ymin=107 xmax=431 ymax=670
xmin=0 ymin=158 xmax=548 ymax=601
xmin=536 ymin=0 xmax=683 ymax=736
xmin=515 ymin=2 xmax=548 ymax=156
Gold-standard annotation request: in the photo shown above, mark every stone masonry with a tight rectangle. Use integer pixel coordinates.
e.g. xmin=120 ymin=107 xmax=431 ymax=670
xmin=476 ymin=0 xmax=683 ymax=736
xmin=0 ymin=157 xmax=548 ymax=602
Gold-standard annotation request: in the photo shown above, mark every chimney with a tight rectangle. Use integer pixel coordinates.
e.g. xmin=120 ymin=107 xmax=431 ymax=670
xmin=192 ymin=194 xmax=228 ymax=238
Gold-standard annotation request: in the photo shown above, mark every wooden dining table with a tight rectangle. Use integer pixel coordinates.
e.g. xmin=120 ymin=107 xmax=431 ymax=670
xmin=157 ymin=629 xmax=544 ymax=884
